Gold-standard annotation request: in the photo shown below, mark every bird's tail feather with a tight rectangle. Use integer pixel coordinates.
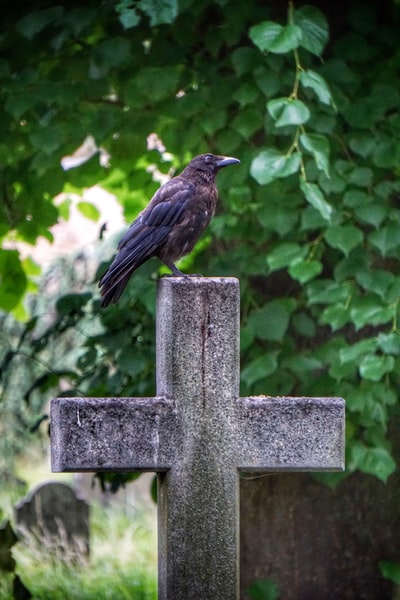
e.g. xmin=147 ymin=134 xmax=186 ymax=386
xmin=99 ymin=226 xmax=169 ymax=306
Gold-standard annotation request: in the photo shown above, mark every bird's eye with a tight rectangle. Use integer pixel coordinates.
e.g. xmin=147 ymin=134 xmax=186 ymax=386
xmin=204 ymin=154 xmax=213 ymax=162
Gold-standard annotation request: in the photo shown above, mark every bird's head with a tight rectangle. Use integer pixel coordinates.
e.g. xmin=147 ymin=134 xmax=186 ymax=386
xmin=187 ymin=153 xmax=240 ymax=175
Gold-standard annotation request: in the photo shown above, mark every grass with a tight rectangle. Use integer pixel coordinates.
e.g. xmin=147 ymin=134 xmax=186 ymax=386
xmin=0 ymin=447 xmax=158 ymax=599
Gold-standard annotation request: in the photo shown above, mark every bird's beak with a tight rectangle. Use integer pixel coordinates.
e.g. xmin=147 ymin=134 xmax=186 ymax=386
xmin=216 ymin=156 xmax=240 ymax=168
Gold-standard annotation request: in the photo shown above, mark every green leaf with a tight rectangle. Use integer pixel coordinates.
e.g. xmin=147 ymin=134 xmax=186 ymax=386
xmin=350 ymin=297 xmax=394 ymax=330
xmin=339 ymin=338 xmax=376 ymax=364
xmin=140 ymin=0 xmax=178 ymax=26
xmin=342 ymin=189 xmax=370 ymax=208
xmin=247 ymin=579 xmax=280 ymax=600
xmin=300 ymin=69 xmax=336 ymax=108
xmin=289 ymin=257 xmax=323 ymax=283
xmin=369 ymin=223 xmax=400 ymax=257
xmin=292 ymin=312 xmax=317 ymax=338
xmin=116 ymin=1 xmax=141 ymax=28
xmin=300 ymin=179 xmax=333 ymax=221
xmin=377 ymin=332 xmax=400 ymax=355
xmin=349 ymin=443 xmax=396 ymax=482
xmin=372 ymin=139 xmax=400 ymax=168
xmin=307 ymin=280 xmax=351 ymax=305
xmin=90 ymin=37 xmax=131 ymax=78
xmin=249 ymin=22 xmax=302 ymax=54
xmin=77 ymin=201 xmax=101 ymax=221
xmin=56 ymin=293 xmax=92 ymax=316
xmin=320 ymin=304 xmax=350 ymax=330
xmin=294 ymin=5 xmax=329 ymax=56
xmin=348 ymin=167 xmax=373 ymax=188
xmin=231 ymin=47 xmax=260 ymax=76
xmin=0 ymin=250 xmax=27 ymax=311
xmin=231 ymin=107 xmax=262 ymax=137
xmin=354 ymin=203 xmax=387 ymax=228
xmin=29 ymin=126 xmax=64 ymax=155
xmin=359 ymin=354 xmax=395 ymax=382
xmin=267 ymin=98 xmax=310 ymax=126
xmin=283 ymin=353 xmax=322 ymax=374
xmin=57 ymin=198 xmax=72 ymax=221
xmin=325 ymin=224 xmax=363 ymax=256
xmin=128 ymin=66 xmax=179 ymax=102
xmin=300 ymin=133 xmax=330 ymax=177
xmin=251 ymin=149 xmax=301 ymax=185
xmin=257 ymin=200 xmax=299 ymax=236
xmin=348 ymin=133 xmax=376 ymax=158
xmin=16 ymin=7 xmax=64 ymax=39
xmin=267 ymin=242 xmax=306 ymax=271
xmin=241 ymin=352 xmax=279 ymax=387
xmin=379 ymin=561 xmax=400 ymax=585
xmin=232 ymin=82 xmax=260 ymax=107
xmin=117 ymin=347 xmax=148 ymax=376
xmin=247 ymin=300 xmax=292 ymax=342
xmin=355 ymin=268 xmax=394 ymax=299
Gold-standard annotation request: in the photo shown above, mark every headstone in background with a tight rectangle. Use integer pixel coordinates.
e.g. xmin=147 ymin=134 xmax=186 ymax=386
xmin=14 ymin=481 xmax=89 ymax=559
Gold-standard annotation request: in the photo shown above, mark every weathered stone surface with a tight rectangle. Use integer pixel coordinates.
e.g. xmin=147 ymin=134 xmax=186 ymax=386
xmin=240 ymin=464 xmax=400 ymax=600
xmin=51 ymin=277 xmax=345 ymax=599
xmin=15 ymin=481 xmax=89 ymax=557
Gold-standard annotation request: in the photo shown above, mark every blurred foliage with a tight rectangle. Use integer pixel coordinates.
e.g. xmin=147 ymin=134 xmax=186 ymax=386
xmin=247 ymin=578 xmax=280 ymax=600
xmin=1 ymin=0 xmax=400 ymax=491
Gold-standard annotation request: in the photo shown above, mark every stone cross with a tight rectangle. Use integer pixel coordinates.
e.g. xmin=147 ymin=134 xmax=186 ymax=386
xmin=51 ymin=278 xmax=345 ymax=600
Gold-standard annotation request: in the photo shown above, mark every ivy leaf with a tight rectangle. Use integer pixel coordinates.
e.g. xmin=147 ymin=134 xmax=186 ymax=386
xmin=249 ymin=22 xmax=302 ymax=54
xmin=369 ymin=223 xmax=400 ymax=257
xmin=300 ymin=179 xmax=333 ymax=221
xmin=300 ymin=69 xmax=336 ymax=109
xmin=380 ymin=561 xmax=400 ymax=585
xmin=354 ymin=203 xmax=387 ymax=228
xmin=247 ymin=300 xmax=292 ymax=342
xmin=307 ymin=279 xmax=351 ymax=305
xmin=267 ymin=98 xmax=310 ymax=126
xmin=140 ymin=0 xmax=178 ymax=26
xmin=0 ymin=250 xmax=27 ymax=311
xmin=251 ymin=149 xmax=301 ymax=185
xmin=267 ymin=242 xmax=306 ymax=271
xmin=16 ymin=7 xmax=64 ymax=39
xmin=320 ymin=304 xmax=350 ymax=331
xmin=339 ymin=338 xmax=376 ymax=364
xmin=56 ymin=293 xmax=92 ymax=316
xmin=77 ymin=201 xmax=100 ymax=221
xmin=350 ymin=297 xmax=394 ymax=330
xmin=247 ymin=579 xmax=280 ymax=600
xmin=325 ymin=224 xmax=364 ymax=256
xmin=300 ymin=132 xmax=330 ymax=177
xmin=241 ymin=350 xmax=279 ymax=386
xmin=294 ymin=5 xmax=329 ymax=56
xmin=359 ymin=354 xmax=395 ymax=382
xmin=349 ymin=443 xmax=396 ymax=483
xmin=289 ymin=257 xmax=323 ymax=283
xmin=356 ymin=268 xmax=394 ymax=300
xmin=116 ymin=1 xmax=141 ymax=28
xmin=136 ymin=66 xmax=180 ymax=102
xmin=377 ymin=332 xmax=400 ymax=355
xmin=241 ymin=352 xmax=279 ymax=387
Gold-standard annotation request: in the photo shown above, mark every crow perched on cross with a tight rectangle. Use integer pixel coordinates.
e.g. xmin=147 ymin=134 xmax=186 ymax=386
xmin=99 ymin=153 xmax=240 ymax=307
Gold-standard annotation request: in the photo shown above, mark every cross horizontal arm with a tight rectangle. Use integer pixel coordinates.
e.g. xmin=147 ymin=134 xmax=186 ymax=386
xmin=51 ymin=396 xmax=178 ymax=472
xmin=237 ymin=396 xmax=345 ymax=471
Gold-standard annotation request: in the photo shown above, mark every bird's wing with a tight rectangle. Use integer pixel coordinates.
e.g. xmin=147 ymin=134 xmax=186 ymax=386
xmin=99 ymin=179 xmax=194 ymax=297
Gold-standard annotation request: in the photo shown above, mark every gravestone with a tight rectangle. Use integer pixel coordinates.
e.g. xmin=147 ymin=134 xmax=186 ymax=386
xmin=15 ymin=481 xmax=89 ymax=558
xmin=50 ymin=277 xmax=345 ymax=599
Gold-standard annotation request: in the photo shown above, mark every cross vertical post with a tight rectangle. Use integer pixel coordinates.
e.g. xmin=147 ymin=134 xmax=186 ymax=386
xmin=156 ymin=279 xmax=240 ymax=599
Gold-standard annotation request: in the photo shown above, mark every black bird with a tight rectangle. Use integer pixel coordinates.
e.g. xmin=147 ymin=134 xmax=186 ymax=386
xmin=98 ymin=153 xmax=240 ymax=307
